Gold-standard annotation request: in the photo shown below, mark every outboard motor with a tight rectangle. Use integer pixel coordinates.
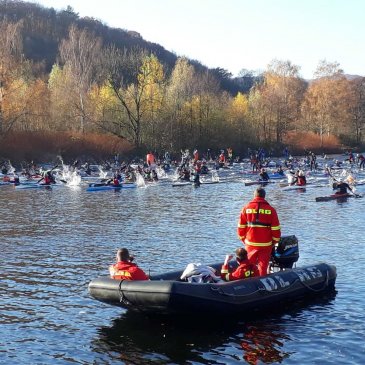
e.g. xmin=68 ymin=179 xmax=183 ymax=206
xmin=271 ymin=235 xmax=299 ymax=270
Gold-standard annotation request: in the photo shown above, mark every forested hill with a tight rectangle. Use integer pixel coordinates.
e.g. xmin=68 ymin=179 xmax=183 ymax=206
xmin=0 ymin=0 xmax=253 ymax=94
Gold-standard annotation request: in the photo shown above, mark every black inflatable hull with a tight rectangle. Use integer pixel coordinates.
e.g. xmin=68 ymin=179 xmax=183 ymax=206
xmin=88 ymin=262 xmax=336 ymax=315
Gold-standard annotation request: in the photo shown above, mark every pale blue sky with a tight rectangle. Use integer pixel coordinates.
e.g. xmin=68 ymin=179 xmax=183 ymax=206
xmin=33 ymin=0 xmax=364 ymax=79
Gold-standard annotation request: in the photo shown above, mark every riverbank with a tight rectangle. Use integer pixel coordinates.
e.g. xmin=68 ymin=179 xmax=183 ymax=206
xmin=0 ymin=130 xmax=359 ymax=165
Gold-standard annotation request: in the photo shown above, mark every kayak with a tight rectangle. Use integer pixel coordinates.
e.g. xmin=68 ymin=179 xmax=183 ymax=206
xmin=172 ymin=180 xmax=219 ymax=187
xmin=86 ymin=183 xmax=137 ymax=192
xmin=122 ymin=182 xmax=138 ymax=189
xmin=15 ymin=183 xmax=60 ymax=189
xmin=172 ymin=181 xmax=192 ymax=187
xmin=201 ymin=180 xmax=219 ymax=185
xmin=87 ymin=185 xmax=122 ymax=192
xmin=282 ymin=183 xmax=324 ymax=190
xmin=244 ymin=180 xmax=275 ymax=186
xmin=315 ymin=193 xmax=362 ymax=202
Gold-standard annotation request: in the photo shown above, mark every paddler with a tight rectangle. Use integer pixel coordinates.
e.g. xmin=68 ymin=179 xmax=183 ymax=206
xmin=332 ymin=180 xmax=353 ymax=195
xmin=259 ymin=168 xmax=270 ymax=182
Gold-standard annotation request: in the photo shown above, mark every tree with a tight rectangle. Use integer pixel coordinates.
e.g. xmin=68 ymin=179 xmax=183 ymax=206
xmin=226 ymin=92 xmax=249 ymax=146
xmin=165 ymin=57 xmax=196 ymax=150
xmin=48 ymin=63 xmax=75 ymax=131
xmin=248 ymin=60 xmax=306 ymax=144
xmin=0 ymin=20 xmax=24 ymax=135
xmin=302 ymin=60 xmax=350 ymax=147
xmin=348 ymin=77 xmax=365 ymax=144
xmin=101 ymin=46 xmax=166 ymax=149
xmin=59 ymin=25 xmax=102 ymax=132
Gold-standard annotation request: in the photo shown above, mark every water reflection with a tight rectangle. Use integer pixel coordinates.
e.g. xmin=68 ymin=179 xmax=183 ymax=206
xmin=93 ymin=292 xmax=337 ymax=364
xmin=241 ymin=324 xmax=291 ymax=364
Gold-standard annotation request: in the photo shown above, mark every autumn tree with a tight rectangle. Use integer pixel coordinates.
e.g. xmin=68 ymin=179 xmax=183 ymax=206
xmin=247 ymin=60 xmax=306 ymax=144
xmin=48 ymin=64 xmax=75 ymax=131
xmin=59 ymin=25 xmax=102 ymax=133
xmin=302 ymin=60 xmax=351 ymax=147
xmin=0 ymin=20 xmax=24 ymax=135
xmin=165 ymin=57 xmax=196 ymax=150
xmin=226 ymin=91 xmax=250 ymax=146
xmin=347 ymin=77 xmax=365 ymax=144
xmin=139 ymin=54 xmax=166 ymax=150
xmin=184 ymin=70 xmax=222 ymax=148
xmin=100 ymin=46 xmax=166 ymax=149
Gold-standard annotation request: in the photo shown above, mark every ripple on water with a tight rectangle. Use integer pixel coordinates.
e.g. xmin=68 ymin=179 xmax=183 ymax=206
xmin=1 ymin=169 xmax=365 ymax=364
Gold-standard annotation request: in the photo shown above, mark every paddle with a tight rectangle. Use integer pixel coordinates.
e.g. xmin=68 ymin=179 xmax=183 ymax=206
xmin=37 ymin=165 xmax=59 ymax=183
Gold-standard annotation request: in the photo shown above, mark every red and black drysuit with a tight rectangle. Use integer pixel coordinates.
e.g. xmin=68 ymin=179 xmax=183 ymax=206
xmin=237 ymin=197 xmax=281 ymax=276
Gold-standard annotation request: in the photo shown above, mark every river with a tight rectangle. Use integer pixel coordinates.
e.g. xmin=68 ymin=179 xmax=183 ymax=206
xmin=1 ymin=168 xmax=364 ymax=364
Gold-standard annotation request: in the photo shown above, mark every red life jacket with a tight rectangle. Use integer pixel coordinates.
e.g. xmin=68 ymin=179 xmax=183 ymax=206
xmin=297 ymin=176 xmax=306 ymax=186
xmin=221 ymin=260 xmax=258 ymax=281
xmin=109 ymin=261 xmax=149 ymax=281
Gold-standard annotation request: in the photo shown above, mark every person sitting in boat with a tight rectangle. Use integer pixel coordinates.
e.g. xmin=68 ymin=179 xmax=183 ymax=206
xmin=105 ymin=172 xmax=122 ymax=186
xmin=112 ymin=172 xmax=122 ymax=186
xmin=221 ymin=247 xmax=258 ymax=281
xmin=218 ymin=150 xmax=226 ymax=168
xmin=259 ymin=168 xmax=270 ymax=182
xmin=10 ymin=175 xmax=20 ymax=185
xmin=200 ymin=161 xmax=209 ymax=174
xmin=43 ymin=171 xmax=56 ymax=185
xmin=332 ymin=180 xmax=353 ymax=195
xmin=179 ymin=167 xmax=191 ymax=181
xmin=333 ymin=179 xmax=352 ymax=194
xmin=109 ymin=248 xmax=149 ymax=281
xmin=296 ymin=170 xmax=307 ymax=186
xmin=276 ymin=166 xmax=285 ymax=176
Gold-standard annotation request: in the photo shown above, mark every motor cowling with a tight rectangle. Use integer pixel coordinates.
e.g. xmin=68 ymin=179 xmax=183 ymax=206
xmin=271 ymin=235 xmax=299 ymax=269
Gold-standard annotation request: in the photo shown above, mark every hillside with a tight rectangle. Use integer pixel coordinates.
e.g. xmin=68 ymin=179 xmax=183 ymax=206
xmin=0 ymin=0 xmax=254 ymax=94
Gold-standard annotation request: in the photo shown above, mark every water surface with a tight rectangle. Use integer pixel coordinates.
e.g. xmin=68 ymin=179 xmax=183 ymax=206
xmin=1 ymin=173 xmax=364 ymax=364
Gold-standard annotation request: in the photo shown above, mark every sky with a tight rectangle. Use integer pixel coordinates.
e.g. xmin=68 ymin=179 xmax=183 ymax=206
xmin=32 ymin=0 xmax=365 ymax=79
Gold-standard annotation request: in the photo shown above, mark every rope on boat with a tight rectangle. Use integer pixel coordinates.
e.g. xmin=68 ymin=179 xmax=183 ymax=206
xmin=210 ymin=270 xmax=331 ymax=296
xmin=118 ymin=280 xmax=130 ymax=305
xmin=294 ymin=269 xmax=330 ymax=292
xmin=210 ymin=286 xmax=262 ymax=297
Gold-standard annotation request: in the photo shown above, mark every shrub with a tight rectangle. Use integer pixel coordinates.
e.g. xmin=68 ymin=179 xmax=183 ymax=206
xmin=285 ymin=131 xmax=341 ymax=155
xmin=0 ymin=131 xmax=133 ymax=165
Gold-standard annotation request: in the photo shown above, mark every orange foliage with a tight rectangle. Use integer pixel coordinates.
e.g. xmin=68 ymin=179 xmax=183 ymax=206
xmin=0 ymin=131 xmax=133 ymax=163
xmin=285 ymin=131 xmax=341 ymax=154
